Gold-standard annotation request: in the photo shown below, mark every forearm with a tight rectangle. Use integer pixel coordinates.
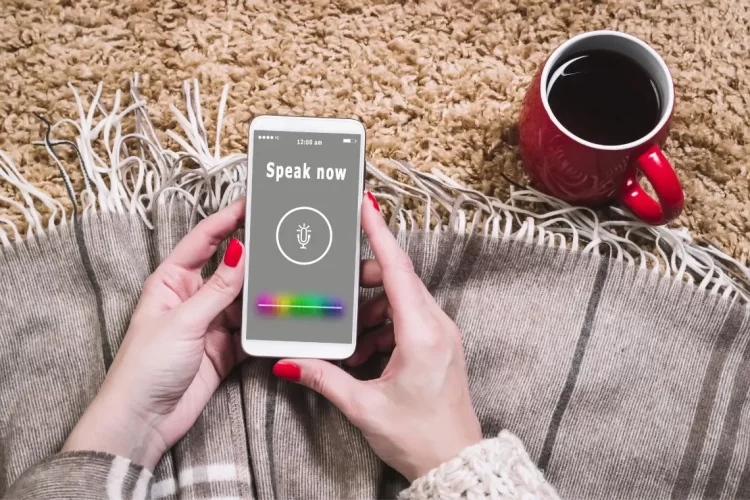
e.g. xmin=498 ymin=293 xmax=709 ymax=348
xmin=399 ymin=430 xmax=559 ymax=499
xmin=61 ymin=386 xmax=167 ymax=472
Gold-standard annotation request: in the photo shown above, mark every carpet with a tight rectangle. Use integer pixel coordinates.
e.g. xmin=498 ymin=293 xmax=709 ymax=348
xmin=0 ymin=0 xmax=748 ymax=265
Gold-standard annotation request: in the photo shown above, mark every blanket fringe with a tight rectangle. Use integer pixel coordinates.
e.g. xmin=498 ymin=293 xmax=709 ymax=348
xmin=1 ymin=77 xmax=748 ymax=303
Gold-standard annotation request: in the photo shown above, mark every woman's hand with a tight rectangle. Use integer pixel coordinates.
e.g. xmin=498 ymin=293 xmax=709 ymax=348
xmin=63 ymin=200 xmax=247 ymax=471
xmin=272 ymin=193 xmax=482 ymax=482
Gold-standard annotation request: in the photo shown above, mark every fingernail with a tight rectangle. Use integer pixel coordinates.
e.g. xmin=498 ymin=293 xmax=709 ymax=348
xmin=366 ymin=192 xmax=380 ymax=212
xmin=272 ymin=361 xmax=301 ymax=382
xmin=223 ymin=238 xmax=242 ymax=268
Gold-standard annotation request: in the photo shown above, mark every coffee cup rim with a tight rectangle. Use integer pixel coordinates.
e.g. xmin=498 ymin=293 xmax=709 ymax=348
xmin=540 ymin=30 xmax=675 ymax=152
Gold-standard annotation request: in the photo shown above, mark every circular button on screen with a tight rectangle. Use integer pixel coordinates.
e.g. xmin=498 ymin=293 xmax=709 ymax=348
xmin=276 ymin=207 xmax=332 ymax=266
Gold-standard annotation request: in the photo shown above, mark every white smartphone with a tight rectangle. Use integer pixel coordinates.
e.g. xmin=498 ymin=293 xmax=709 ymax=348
xmin=241 ymin=116 xmax=366 ymax=359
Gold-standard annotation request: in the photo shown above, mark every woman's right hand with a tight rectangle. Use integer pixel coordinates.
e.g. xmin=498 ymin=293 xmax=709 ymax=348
xmin=273 ymin=193 xmax=483 ymax=482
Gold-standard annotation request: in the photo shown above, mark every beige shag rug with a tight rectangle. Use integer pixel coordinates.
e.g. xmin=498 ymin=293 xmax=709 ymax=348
xmin=0 ymin=0 xmax=748 ymax=264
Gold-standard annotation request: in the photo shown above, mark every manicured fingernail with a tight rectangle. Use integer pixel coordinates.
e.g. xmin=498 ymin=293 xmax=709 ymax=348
xmin=273 ymin=361 xmax=301 ymax=382
xmin=223 ymin=238 xmax=242 ymax=268
xmin=366 ymin=192 xmax=380 ymax=212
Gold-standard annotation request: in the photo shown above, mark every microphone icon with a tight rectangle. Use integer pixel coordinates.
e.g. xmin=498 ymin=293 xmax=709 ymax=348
xmin=297 ymin=223 xmax=311 ymax=249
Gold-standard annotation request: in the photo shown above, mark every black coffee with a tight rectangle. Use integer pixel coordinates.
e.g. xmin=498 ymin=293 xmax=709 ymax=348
xmin=546 ymin=49 xmax=661 ymax=146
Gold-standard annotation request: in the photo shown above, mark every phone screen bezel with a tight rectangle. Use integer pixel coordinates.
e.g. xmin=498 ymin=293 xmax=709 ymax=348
xmin=241 ymin=115 xmax=366 ymax=359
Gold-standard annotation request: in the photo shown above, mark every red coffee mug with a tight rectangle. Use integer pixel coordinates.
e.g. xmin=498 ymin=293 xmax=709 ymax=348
xmin=519 ymin=30 xmax=684 ymax=226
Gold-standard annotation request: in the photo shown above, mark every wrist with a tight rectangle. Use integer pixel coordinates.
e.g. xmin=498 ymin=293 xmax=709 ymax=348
xmin=407 ymin=430 xmax=483 ymax=481
xmin=63 ymin=388 xmax=167 ymax=471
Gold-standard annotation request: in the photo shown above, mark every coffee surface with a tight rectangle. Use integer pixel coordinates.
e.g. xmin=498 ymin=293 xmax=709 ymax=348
xmin=547 ymin=49 xmax=662 ymax=146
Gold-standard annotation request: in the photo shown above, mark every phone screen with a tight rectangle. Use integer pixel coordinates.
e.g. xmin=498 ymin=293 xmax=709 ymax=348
xmin=245 ymin=130 xmax=363 ymax=344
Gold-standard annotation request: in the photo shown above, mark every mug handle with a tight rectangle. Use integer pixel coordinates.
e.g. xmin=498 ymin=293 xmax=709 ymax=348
xmin=620 ymin=144 xmax=684 ymax=225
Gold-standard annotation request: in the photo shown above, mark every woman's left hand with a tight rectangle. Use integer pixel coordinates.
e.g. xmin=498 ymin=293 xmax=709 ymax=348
xmin=63 ymin=199 xmax=247 ymax=471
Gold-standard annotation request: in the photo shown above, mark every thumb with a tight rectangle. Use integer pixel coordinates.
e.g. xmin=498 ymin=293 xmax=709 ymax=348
xmin=180 ymin=237 xmax=245 ymax=331
xmin=273 ymin=359 xmax=368 ymax=420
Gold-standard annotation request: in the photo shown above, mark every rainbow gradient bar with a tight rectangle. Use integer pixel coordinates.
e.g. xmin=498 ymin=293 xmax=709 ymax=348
xmin=255 ymin=292 xmax=344 ymax=318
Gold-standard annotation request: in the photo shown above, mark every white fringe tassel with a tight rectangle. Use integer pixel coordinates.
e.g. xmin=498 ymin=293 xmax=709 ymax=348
xmin=1 ymin=77 xmax=748 ymax=303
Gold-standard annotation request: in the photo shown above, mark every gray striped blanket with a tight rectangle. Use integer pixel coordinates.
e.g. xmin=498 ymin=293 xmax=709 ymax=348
xmin=1 ymin=202 xmax=749 ymax=499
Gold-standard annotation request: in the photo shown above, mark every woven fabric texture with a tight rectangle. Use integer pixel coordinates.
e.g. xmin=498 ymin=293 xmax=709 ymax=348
xmin=1 ymin=204 xmax=749 ymax=499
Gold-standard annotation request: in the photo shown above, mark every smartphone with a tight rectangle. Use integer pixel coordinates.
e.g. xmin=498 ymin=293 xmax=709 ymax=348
xmin=241 ymin=116 xmax=366 ymax=359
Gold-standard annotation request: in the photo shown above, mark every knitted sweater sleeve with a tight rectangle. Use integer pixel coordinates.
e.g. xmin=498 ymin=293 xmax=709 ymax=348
xmin=399 ymin=430 xmax=560 ymax=499
xmin=3 ymin=451 xmax=152 ymax=500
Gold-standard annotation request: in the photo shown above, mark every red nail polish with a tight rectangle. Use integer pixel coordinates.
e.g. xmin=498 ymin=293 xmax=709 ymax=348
xmin=273 ymin=362 xmax=301 ymax=382
xmin=366 ymin=192 xmax=380 ymax=212
xmin=223 ymin=238 xmax=242 ymax=268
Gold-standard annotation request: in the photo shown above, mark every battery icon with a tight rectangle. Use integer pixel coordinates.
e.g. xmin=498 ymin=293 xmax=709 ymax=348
xmin=343 ymin=138 xmax=354 ymax=143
